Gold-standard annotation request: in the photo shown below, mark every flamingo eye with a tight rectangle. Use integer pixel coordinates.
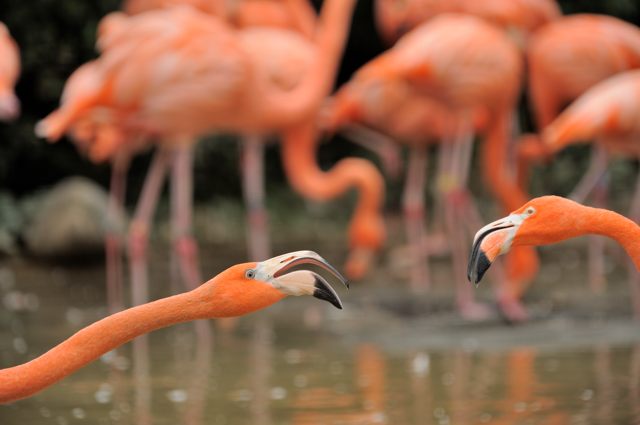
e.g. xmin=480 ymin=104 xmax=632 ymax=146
xmin=525 ymin=207 xmax=536 ymax=215
xmin=245 ymin=269 xmax=256 ymax=279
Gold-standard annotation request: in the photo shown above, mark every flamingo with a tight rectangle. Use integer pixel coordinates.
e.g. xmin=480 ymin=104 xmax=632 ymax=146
xmin=468 ymin=196 xmax=640 ymax=318
xmin=122 ymin=0 xmax=316 ymax=39
xmin=540 ymin=70 xmax=640 ymax=316
xmin=374 ymin=0 xmax=561 ymax=46
xmin=524 ymin=14 xmax=640 ymax=290
xmin=324 ymin=74 xmax=490 ymax=308
xmin=0 ymin=250 xmax=347 ymax=404
xmin=117 ymin=1 xmax=317 ymax=263
xmin=0 ymin=22 xmax=20 ymax=121
xmin=353 ymin=14 xmax=535 ymax=320
xmin=37 ymin=1 xmax=373 ymax=292
xmin=42 ymin=61 xmax=150 ymax=313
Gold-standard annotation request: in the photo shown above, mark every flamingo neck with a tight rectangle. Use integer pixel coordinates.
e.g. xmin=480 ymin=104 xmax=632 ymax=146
xmin=483 ymin=113 xmax=539 ymax=284
xmin=281 ymin=122 xmax=385 ymax=251
xmin=256 ymin=0 xmax=357 ymax=126
xmin=579 ymin=207 xmax=640 ymax=270
xmin=0 ymin=290 xmax=208 ymax=404
xmin=482 ymin=112 xmax=529 ymax=212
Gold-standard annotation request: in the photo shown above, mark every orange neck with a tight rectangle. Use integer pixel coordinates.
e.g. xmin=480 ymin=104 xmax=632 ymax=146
xmin=0 ymin=271 xmax=286 ymax=404
xmin=281 ymin=122 xmax=385 ymax=252
xmin=256 ymin=0 xmax=356 ymax=127
xmin=0 ymin=291 xmax=207 ymax=404
xmin=481 ymin=112 xmax=528 ymax=212
xmin=579 ymin=207 xmax=640 ymax=270
xmin=482 ymin=113 xmax=539 ymax=286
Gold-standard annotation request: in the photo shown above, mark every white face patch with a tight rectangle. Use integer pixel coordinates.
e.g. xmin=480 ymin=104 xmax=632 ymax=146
xmin=497 ymin=209 xmax=536 ymax=253
xmin=472 ymin=208 xmax=536 ymax=254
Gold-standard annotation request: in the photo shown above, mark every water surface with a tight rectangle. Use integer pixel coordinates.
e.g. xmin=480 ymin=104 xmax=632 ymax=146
xmin=1 ymin=248 xmax=639 ymax=425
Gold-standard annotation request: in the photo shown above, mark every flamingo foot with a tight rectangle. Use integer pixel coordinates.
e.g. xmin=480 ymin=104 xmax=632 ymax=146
xmin=344 ymin=247 xmax=375 ymax=280
xmin=174 ymin=236 xmax=201 ymax=290
xmin=497 ymin=296 xmax=529 ymax=323
xmin=458 ymin=300 xmax=493 ymax=322
xmin=246 ymin=208 xmax=270 ymax=261
xmin=216 ymin=317 xmax=239 ymax=333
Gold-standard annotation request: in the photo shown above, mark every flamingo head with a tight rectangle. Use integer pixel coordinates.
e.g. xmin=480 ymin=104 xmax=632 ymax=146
xmin=468 ymin=196 xmax=583 ymax=286
xmin=207 ymin=251 xmax=348 ymax=317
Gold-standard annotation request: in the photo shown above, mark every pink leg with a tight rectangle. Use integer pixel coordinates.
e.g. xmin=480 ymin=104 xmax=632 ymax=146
xmin=594 ymin=346 xmax=613 ymax=423
xmin=128 ymin=150 xmax=171 ymax=425
xmin=132 ymin=332 xmax=152 ymax=425
xmin=588 ymin=173 xmax=608 ymax=293
xmin=183 ymin=324 xmax=213 ymax=425
xmin=429 ymin=142 xmax=455 ymax=251
xmin=569 ymin=146 xmax=609 ymax=204
xmin=241 ymin=135 xmax=271 ymax=261
xmin=627 ymin=171 xmax=640 ymax=319
xmin=342 ymin=124 xmax=402 ymax=179
xmin=129 ymin=149 xmax=171 ymax=305
xmin=169 ymin=144 xmax=213 ymax=341
xmin=106 ymin=157 xmax=128 ymax=314
xmin=250 ymin=318 xmax=273 ymax=425
xmin=170 ymin=144 xmax=202 ymax=290
xmin=445 ymin=125 xmax=491 ymax=320
xmin=402 ymin=147 xmax=429 ymax=292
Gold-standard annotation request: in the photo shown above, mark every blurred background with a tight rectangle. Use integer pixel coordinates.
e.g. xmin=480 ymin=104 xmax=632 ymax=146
xmin=1 ymin=1 xmax=640 ymax=424
xmin=0 ymin=0 xmax=638 ymax=201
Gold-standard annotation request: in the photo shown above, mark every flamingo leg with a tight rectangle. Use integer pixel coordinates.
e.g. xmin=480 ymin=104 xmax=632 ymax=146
xmin=106 ymin=157 xmax=128 ymax=314
xmin=132 ymin=333 xmax=152 ymax=425
xmin=250 ymin=318 xmax=273 ymax=425
xmin=430 ymin=141 xmax=455 ymax=250
xmin=169 ymin=144 xmax=213 ymax=342
xmin=570 ymin=145 xmax=611 ymax=294
xmin=569 ymin=146 xmax=609 ymax=204
xmin=627 ymin=170 xmax=640 ymax=318
xmin=402 ymin=147 xmax=429 ymax=292
xmin=241 ymin=135 xmax=271 ymax=261
xmin=127 ymin=150 xmax=172 ymax=425
xmin=129 ymin=148 xmax=172 ymax=305
xmin=588 ymin=171 xmax=609 ymax=293
xmin=444 ymin=122 xmax=491 ymax=320
xmin=169 ymin=143 xmax=202 ymax=290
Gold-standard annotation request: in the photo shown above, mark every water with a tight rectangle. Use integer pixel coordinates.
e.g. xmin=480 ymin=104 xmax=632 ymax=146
xmin=0 ymin=248 xmax=639 ymax=425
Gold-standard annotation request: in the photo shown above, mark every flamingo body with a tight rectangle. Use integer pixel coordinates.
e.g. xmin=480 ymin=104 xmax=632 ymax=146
xmin=375 ymin=0 xmax=560 ymax=45
xmin=528 ymin=14 xmax=640 ymax=129
xmin=0 ymin=22 xmax=20 ymax=121
xmin=544 ymin=70 xmax=640 ymax=155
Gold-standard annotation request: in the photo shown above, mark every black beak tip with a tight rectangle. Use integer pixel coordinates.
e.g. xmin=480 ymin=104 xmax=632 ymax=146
xmin=312 ymin=276 xmax=343 ymax=309
xmin=469 ymin=251 xmax=492 ymax=287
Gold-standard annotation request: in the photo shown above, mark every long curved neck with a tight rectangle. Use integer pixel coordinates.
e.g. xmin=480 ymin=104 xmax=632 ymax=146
xmin=281 ymin=122 xmax=385 ymax=251
xmin=483 ymin=113 xmax=539 ymax=284
xmin=285 ymin=0 xmax=318 ymax=40
xmin=0 ymin=290 xmax=210 ymax=404
xmin=482 ymin=112 xmax=529 ymax=212
xmin=580 ymin=207 xmax=640 ymax=270
xmin=257 ymin=0 xmax=357 ymax=126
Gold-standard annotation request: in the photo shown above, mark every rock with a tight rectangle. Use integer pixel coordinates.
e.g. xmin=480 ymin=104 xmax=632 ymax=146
xmin=22 ymin=177 xmax=126 ymax=261
xmin=0 ymin=191 xmax=22 ymax=256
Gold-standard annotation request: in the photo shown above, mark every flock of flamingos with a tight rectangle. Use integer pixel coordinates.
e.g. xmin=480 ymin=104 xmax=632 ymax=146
xmin=0 ymin=0 xmax=640 ymax=405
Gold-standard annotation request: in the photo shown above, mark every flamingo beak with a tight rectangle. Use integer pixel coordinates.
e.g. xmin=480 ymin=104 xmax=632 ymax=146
xmin=255 ymin=251 xmax=348 ymax=309
xmin=467 ymin=215 xmax=521 ymax=286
